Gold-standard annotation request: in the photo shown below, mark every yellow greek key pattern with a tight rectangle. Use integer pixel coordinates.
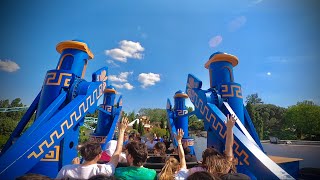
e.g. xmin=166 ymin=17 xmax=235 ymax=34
xmin=89 ymin=136 xmax=107 ymax=144
xmin=45 ymin=72 xmax=72 ymax=86
xmin=187 ymin=87 xmax=249 ymax=165
xmin=41 ymin=146 xmax=60 ymax=161
xmin=233 ymin=141 xmax=249 ymax=165
xmin=221 ymin=84 xmax=242 ymax=98
xmin=27 ymin=84 xmax=104 ymax=159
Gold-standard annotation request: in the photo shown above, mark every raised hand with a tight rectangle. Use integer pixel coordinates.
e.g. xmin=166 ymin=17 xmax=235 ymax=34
xmin=119 ymin=117 xmax=128 ymax=132
xmin=72 ymin=157 xmax=80 ymax=164
xmin=176 ymin=128 xmax=184 ymax=142
xmin=226 ymin=114 xmax=236 ymax=130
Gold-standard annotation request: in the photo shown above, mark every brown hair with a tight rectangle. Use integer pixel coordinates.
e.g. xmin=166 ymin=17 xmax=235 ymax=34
xmin=80 ymin=142 xmax=102 ymax=161
xmin=125 ymin=141 xmax=148 ymax=166
xmin=201 ymin=148 xmax=234 ymax=176
xmin=159 ymin=157 xmax=180 ymax=180
xmin=154 ymin=142 xmax=166 ymax=156
xmin=16 ymin=173 xmax=51 ymax=180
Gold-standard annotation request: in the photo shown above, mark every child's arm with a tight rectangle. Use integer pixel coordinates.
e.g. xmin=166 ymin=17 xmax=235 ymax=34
xmin=177 ymin=129 xmax=187 ymax=169
xmin=109 ymin=117 xmax=128 ymax=166
xmin=225 ymin=114 xmax=236 ymax=161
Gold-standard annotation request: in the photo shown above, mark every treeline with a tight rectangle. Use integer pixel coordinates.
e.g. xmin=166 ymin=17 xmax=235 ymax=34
xmin=246 ymin=93 xmax=320 ymax=140
xmin=1 ymin=94 xmax=320 ymax=149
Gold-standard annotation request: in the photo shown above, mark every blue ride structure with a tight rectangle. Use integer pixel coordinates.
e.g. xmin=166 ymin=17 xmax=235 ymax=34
xmin=166 ymin=91 xmax=195 ymax=155
xmin=0 ymin=40 xmax=115 ymax=179
xmin=167 ymin=52 xmax=299 ymax=179
xmin=89 ymin=85 xmax=123 ymax=150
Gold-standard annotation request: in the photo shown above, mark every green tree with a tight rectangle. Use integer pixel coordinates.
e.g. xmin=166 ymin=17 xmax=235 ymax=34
xmin=285 ymin=101 xmax=320 ymax=140
xmin=151 ymin=127 xmax=167 ymax=138
xmin=133 ymin=120 xmax=138 ymax=130
xmin=160 ymin=119 xmax=166 ymax=129
xmin=138 ymin=120 xmax=144 ymax=135
xmin=128 ymin=111 xmax=135 ymax=122
xmin=246 ymin=93 xmax=263 ymax=105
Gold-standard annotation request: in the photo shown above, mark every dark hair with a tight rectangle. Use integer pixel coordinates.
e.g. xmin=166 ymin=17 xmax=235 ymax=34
xmin=88 ymin=174 xmax=115 ymax=180
xmin=202 ymin=147 xmax=222 ymax=163
xmin=126 ymin=141 xmax=148 ymax=166
xmin=187 ymin=171 xmax=221 ymax=180
xmin=183 ymin=146 xmax=191 ymax=155
xmin=80 ymin=142 xmax=102 ymax=161
xmin=154 ymin=142 xmax=166 ymax=156
xmin=16 ymin=173 xmax=52 ymax=180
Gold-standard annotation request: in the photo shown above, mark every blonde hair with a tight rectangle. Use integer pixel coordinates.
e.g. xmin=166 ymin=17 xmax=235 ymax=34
xmin=159 ymin=157 xmax=180 ymax=180
xmin=202 ymin=148 xmax=235 ymax=176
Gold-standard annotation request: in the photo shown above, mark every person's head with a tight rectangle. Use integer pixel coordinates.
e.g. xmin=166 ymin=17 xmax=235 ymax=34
xmin=129 ymin=134 xmax=135 ymax=141
xmin=80 ymin=142 xmax=102 ymax=162
xmin=16 ymin=173 xmax=51 ymax=180
xmin=201 ymin=148 xmax=232 ymax=176
xmin=220 ymin=173 xmax=250 ymax=180
xmin=125 ymin=141 xmax=148 ymax=166
xmin=186 ymin=171 xmax=221 ymax=180
xmin=183 ymin=146 xmax=191 ymax=155
xmin=124 ymin=132 xmax=129 ymax=140
xmin=159 ymin=157 xmax=180 ymax=180
xmin=88 ymin=174 xmax=115 ymax=180
xmin=154 ymin=142 xmax=166 ymax=156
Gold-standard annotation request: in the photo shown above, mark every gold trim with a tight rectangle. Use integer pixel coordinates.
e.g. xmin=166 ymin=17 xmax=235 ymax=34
xmin=56 ymin=41 xmax=94 ymax=59
xmin=205 ymin=53 xmax=238 ymax=68
xmin=174 ymin=93 xmax=188 ymax=98
xmin=41 ymin=146 xmax=60 ymax=161
xmin=104 ymin=88 xmax=116 ymax=94
xmin=57 ymin=54 xmax=73 ymax=70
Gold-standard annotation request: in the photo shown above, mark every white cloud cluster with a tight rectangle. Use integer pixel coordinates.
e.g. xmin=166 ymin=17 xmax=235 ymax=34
xmin=0 ymin=60 xmax=20 ymax=72
xmin=112 ymin=82 xmax=134 ymax=90
xmin=138 ymin=73 xmax=161 ymax=88
xmin=106 ymin=60 xmax=120 ymax=67
xmin=209 ymin=35 xmax=223 ymax=48
xmin=228 ymin=16 xmax=247 ymax=32
xmin=109 ymin=71 xmax=133 ymax=82
xmin=105 ymin=40 xmax=144 ymax=62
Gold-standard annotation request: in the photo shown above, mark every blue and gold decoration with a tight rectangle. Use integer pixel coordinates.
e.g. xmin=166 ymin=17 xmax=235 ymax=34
xmin=0 ymin=40 xmax=113 ymax=180
xmin=90 ymin=85 xmax=123 ymax=151
xmin=182 ymin=52 xmax=294 ymax=179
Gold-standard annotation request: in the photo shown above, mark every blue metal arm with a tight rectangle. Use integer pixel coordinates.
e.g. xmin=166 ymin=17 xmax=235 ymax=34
xmin=1 ymin=92 xmax=41 ymax=155
xmin=186 ymin=74 xmax=293 ymax=180
xmin=0 ymin=82 xmax=104 ymax=180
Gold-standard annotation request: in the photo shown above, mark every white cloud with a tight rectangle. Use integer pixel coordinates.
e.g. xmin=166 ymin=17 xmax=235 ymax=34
xmin=106 ymin=60 xmax=120 ymax=67
xmin=0 ymin=60 xmax=20 ymax=72
xmin=105 ymin=40 xmax=145 ymax=62
xmin=112 ymin=82 xmax=134 ymax=90
xmin=228 ymin=16 xmax=247 ymax=32
xmin=138 ymin=73 xmax=161 ymax=88
xmin=109 ymin=71 xmax=133 ymax=82
xmin=209 ymin=35 xmax=223 ymax=48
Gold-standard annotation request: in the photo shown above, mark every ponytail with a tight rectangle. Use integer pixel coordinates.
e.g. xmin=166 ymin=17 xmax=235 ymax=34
xmin=159 ymin=157 xmax=179 ymax=180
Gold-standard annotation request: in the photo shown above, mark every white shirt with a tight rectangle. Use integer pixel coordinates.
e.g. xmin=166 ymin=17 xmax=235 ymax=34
xmin=175 ymin=168 xmax=189 ymax=180
xmin=145 ymin=141 xmax=157 ymax=150
xmin=56 ymin=163 xmax=115 ymax=179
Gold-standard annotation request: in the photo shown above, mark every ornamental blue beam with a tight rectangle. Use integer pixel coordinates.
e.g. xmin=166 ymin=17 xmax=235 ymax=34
xmin=0 ymin=40 xmax=108 ymax=180
xmin=185 ymin=52 xmax=294 ymax=179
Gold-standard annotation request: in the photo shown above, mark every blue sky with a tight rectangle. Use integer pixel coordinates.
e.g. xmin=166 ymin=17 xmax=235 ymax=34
xmin=0 ymin=0 xmax=319 ymax=112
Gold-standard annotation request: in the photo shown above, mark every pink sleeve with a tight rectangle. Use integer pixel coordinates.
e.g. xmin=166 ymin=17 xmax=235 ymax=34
xmin=188 ymin=167 xmax=206 ymax=175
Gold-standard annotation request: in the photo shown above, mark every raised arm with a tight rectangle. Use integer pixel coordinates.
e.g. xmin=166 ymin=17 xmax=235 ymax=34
xmin=224 ymin=114 xmax=236 ymax=161
xmin=109 ymin=117 xmax=128 ymax=166
xmin=176 ymin=128 xmax=187 ymax=169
